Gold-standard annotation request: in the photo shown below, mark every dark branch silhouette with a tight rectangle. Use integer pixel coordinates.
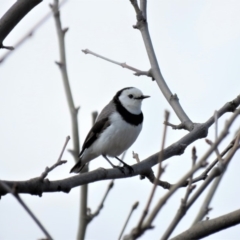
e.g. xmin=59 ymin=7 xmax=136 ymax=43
xmin=0 ymin=0 xmax=42 ymax=49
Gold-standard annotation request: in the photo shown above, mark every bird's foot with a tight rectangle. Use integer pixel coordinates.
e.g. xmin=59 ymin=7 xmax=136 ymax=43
xmin=111 ymin=165 xmax=131 ymax=174
xmin=114 ymin=156 xmax=134 ymax=174
xmin=123 ymin=164 xmax=134 ymax=174
xmin=118 ymin=163 xmax=134 ymax=174
xmin=112 ymin=165 xmax=134 ymax=174
xmin=109 ymin=164 xmax=124 ymax=174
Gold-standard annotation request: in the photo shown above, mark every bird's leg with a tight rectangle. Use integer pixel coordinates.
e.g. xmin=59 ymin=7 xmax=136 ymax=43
xmin=102 ymin=155 xmax=125 ymax=173
xmin=115 ymin=156 xmax=134 ymax=174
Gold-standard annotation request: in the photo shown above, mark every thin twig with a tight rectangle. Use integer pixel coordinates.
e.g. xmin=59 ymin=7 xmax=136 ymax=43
xmin=39 ymin=136 xmax=70 ymax=180
xmin=0 ymin=181 xmax=53 ymax=240
xmin=192 ymin=134 xmax=237 ymax=183
xmin=87 ymin=180 xmax=114 ymax=222
xmin=183 ymin=133 xmax=240 ymax=233
xmin=136 ymin=111 xmax=169 ymax=230
xmin=82 ymin=49 xmax=152 ymax=78
xmin=139 ymin=0 xmax=147 ymax=20
xmin=163 ymin=121 xmax=188 ymax=130
xmin=85 ymin=151 xmax=127 ymax=228
xmin=205 ymin=138 xmax=223 ymax=162
xmin=187 ymin=136 xmax=239 ymax=216
xmin=183 ymin=147 xmax=197 ymax=200
xmin=161 ymin=134 xmax=240 ymax=240
xmin=124 ymin=108 xmax=240 ymax=239
xmin=119 ymin=201 xmax=139 ymax=240
xmin=161 ymin=147 xmax=197 ymax=240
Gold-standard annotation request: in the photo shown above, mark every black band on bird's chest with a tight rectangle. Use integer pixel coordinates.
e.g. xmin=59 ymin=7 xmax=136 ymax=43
xmin=113 ymin=96 xmax=143 ymax=126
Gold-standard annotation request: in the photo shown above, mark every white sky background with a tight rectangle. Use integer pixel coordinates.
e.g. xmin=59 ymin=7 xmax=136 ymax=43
xmin=0 ymin=0 xmax=240 ymax=239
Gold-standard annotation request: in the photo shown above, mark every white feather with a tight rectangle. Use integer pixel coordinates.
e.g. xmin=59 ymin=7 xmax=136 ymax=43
xmin=81 ymin=112 xmax=142 ymax=165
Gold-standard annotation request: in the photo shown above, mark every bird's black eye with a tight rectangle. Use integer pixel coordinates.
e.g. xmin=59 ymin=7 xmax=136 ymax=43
xmin=128 ymin=94 xmax=133 ymax=99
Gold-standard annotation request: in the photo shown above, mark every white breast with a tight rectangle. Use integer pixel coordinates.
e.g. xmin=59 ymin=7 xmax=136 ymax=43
xmin=93 ymin=112 xmax=142 ymax=157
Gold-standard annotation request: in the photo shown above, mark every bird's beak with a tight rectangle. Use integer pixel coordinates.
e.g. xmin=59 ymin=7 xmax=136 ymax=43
xmin=135 ymin=95 xmax=150 ymax=100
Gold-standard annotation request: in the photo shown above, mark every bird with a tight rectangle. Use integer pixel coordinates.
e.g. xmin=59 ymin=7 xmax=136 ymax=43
xmin=70 ymin=87 xmax=150 ymax=174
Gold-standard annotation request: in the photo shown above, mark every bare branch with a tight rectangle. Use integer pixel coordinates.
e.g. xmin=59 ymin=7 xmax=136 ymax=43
xmin=82 ymin=49 xmax=152 ymax=78
xmin=163 ymin=121 xmax=188 ymax=131
xmin=143 ymin=168 xmax=172 ymax=189
xmin=139 ymin=0 xmax=147 ymax=20
xmin=164 ymin=133 xmax=240 ymax=239
xmin=192 ymin=134 xmax=240 ymax=225
xmin=124 ymin=107 xmax=240 ymax=239
xmin=129 ymin=0 xmax=193 ymax=131
xmin=162 ymin=118 xmax=240 ymax=239
xmin=0 ymin=181 xmax=53 ymax=240
xmin=192 ymin=135 xmax=236 ymax=183
xmin=51 ymin=0 xmax=80 ymax=161
xmin=170 ymin=209 xmax=240 ymax=240
xmin=0 ymin=0 xmax=42 ymax=49
xmin=119 ymin=201 xmax=139 ymax=240
xmin=51 ymin=1 xmax=87 ymax=240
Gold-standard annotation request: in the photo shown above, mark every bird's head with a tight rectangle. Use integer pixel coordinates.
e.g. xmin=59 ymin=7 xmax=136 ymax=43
xmin=116 ymin=87 xmax=150 ymax=114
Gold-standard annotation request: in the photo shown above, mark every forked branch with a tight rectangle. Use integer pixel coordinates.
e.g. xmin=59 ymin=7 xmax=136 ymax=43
xmin=129 ymin=0 xmax=193 ymax=131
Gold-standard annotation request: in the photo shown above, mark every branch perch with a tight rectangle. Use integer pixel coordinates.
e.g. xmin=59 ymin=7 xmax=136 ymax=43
xmin=0 ymin=97 xmax=239 ymax=197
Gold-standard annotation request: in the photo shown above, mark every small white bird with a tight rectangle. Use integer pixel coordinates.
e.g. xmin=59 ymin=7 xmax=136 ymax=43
xmin=70 ymin=87 xmax=149 ymax=173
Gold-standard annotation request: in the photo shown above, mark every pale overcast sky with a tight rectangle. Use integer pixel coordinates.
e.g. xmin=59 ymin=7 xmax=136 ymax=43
xmin=0 ymin=1 xmax=240 ymax=239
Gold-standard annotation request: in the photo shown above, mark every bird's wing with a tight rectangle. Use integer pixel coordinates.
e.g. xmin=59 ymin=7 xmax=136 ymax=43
xmin=78 ymin=117 xmax=111 ymax=157
xmin=96 ymin=100 xmax=116 ymax=122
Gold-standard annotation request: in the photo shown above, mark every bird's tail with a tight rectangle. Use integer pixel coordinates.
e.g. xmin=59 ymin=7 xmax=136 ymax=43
xmin=70 ymin=159 xmax=86 ymax=173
